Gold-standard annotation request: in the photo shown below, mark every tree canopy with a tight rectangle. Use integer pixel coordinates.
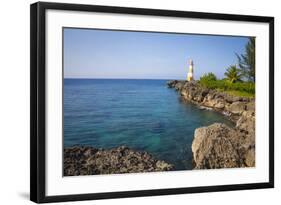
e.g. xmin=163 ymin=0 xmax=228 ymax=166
xmin=236 ymin=37 xmax=255 ymax=82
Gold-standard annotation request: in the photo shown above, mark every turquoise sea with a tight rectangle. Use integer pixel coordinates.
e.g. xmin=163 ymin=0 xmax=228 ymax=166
xmin=64 ymin=79 xmax=233 ymax=170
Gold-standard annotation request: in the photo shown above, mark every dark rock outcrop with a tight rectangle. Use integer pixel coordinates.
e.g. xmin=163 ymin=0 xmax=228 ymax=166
xmin=167 ymin=80 xmax=255 ymax=169
xmin=64 ymin=146 xmax=174 ymax=176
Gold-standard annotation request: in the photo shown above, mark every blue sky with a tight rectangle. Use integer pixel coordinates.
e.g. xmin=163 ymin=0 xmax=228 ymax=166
xmin=64 ymin=28 xmax=249 ymax=80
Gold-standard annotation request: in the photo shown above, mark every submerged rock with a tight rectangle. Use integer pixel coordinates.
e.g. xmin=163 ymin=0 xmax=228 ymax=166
xmin=64 ymin=146 xmax=174 ymax=176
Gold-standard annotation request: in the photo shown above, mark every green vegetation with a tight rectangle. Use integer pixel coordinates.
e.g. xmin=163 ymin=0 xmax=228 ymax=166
xmin=199 ymin=72 xmax=217 ymax=83
xmin=199 ymin=78 xmax=255 ymax=97
xmin=224 ymin=65 xmax=242 ymax=83
xmin=198 ymin=37 xmax=255 ymax=97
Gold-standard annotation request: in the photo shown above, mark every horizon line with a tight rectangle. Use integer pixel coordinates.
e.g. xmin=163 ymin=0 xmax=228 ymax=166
xmin=64 ymin=77 xmax=185 ymax=80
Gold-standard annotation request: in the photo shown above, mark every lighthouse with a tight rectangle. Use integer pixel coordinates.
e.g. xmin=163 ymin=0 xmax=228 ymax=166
xmin=187 ymin=59 xmax=194 ymax=81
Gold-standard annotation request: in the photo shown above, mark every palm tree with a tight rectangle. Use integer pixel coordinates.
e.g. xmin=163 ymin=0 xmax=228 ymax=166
xmin=224 ymin=65 xmax=242 ymax=83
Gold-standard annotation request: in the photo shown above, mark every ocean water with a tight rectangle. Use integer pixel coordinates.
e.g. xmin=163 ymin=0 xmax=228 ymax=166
xmin=64 ymin=79 xmax=234 ymax=170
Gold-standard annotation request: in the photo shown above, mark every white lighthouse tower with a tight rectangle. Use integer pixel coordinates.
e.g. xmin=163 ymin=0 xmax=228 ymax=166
xmin=187 ymin=59 xmax=194 ymax=81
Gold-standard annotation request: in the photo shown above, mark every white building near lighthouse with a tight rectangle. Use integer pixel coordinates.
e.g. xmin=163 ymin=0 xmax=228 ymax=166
xmin=187 ymin=59 xmax=194 ymax=81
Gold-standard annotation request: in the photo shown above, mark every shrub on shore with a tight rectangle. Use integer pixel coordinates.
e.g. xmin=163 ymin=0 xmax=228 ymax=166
xmin=199 ymin=72 xmax=217 ymax=83
xmin=199 ymin=74 xmax=255 ymax=97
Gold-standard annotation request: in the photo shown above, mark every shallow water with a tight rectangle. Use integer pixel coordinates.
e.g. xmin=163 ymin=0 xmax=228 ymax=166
xmin=64 ymin=79 xmax=234 ymax=170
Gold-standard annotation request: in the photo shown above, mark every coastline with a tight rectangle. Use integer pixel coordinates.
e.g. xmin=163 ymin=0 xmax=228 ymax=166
xmin=167 ymin=80 xmax=255 ymax=169
xmin=167 ymin=80 xmax=255 ymax=123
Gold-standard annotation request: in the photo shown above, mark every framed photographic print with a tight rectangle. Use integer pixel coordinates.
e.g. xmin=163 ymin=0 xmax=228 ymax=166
xmin=30 ymin=1 xmax=274 ymax=203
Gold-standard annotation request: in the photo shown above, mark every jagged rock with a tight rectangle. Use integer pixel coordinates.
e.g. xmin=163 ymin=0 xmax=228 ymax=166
xmin=214 ymin=101 xmax=225 ymax=109
xmin=227 ymin=101 xmax=247 ymax=114
xmin=246 ymin=102 xmax=255 ymax=112
xmin=192 ymin=123 xmax=243 ymax=169
xmin=167 ymin=80 xmax=179 ymax=88
xmin=174 ymin=81 xmax=185 ymax=91
xmin=192 ymin=123 xmax=255 ymax=169
xmin=64 ymin=146 xmax=174 ymax=176
xmin=236 ymin=111 xmax=255 ymax=135
xmin=155 ymin=160 xmax=174 ymax=171
xmin=244 ymin=148 xmax=255 ymax=167
xmin=203 ymin=98 xmax=225 ymax=109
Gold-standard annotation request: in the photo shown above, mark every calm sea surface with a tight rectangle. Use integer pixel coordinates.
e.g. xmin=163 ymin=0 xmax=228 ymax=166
xmin=64 ymin=79 xmax=233 ymax=170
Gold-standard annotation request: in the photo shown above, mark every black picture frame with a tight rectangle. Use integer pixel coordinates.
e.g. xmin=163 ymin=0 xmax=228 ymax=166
xmin=30 ymin=1 xmax=274 ymax=203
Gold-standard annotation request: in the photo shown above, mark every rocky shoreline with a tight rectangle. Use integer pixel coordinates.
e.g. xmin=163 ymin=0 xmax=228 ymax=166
xmin=64 ymin=146 xmax=174 ymax=176
xmin=64 ymin=80 xmax=255 ymax=175
xmin=167 ymin=80 xmax=255 ymax=169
